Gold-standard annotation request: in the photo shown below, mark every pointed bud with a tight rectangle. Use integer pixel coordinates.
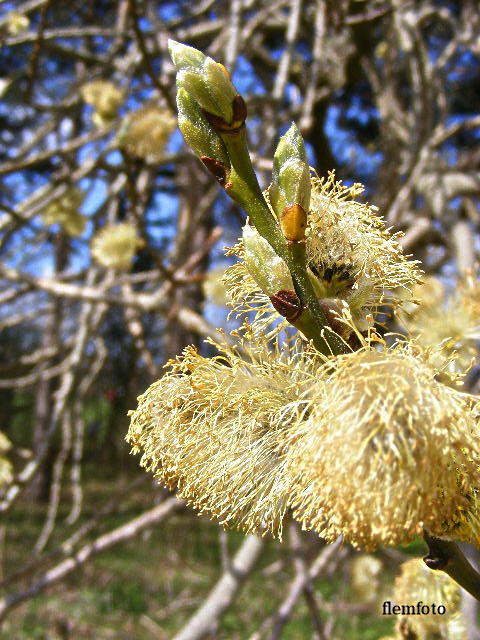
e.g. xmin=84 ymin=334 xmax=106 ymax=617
xmin=270 ymin=123 xmax=311 ymax=241
xmin=168 ymin=40 xmax=238 ymax=127
xmin=242 ymin=224 xmax=294 ymax=295
xmin=177 ymin=88 xmax=230 ymax=184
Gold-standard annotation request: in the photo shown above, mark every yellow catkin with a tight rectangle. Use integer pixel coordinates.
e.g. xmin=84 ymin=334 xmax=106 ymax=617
xmin=401 ymin=276 xmax=480 ymax=373
xmin=91 ymin=223 xmax=143 ymax=270
xmin=127 ymin=325 xmax=480 ymax=548
xmin=0 ymin=431 xmax=13 ymax=490
xmin=393 ymin=559 xmax=467 ymax=639
xmin=127 ymin=335 xmax=324 ymax=538
xmin=81 ymin=80 xmax=123 ymax=126
xmin=223 ymin=172 xmax=421 ymax=337
xmin=6 ymin=12 xmax=29 ymax=36
xmin=285 ymin=344 xmax=480 ymax=550
xmin=118 ymin=105 xmax=176 ymax=160
xmin=40 ymin=188 xmax=86 ymax=236
xmin=350 ymin=554 xmax=383 ymax=606
xmin=202 ymin=266 xmax=229 ymax=307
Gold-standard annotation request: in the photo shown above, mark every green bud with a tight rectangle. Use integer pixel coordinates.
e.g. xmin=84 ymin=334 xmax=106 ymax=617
xmin=168 ymin=40 xmax=205 ymax=68
xmin=243 ymin=224 xmax=294 ymax=295
xmin=177 ymin=88 xmax=230 ymax=170
xmin=270 ymin=123 xmax=311 ymax=219
xmin=168 ymin=40 xmax=237 ymax=124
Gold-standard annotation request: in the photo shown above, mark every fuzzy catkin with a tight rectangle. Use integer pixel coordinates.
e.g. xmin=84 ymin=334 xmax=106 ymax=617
xmin=224 ymin=172 xmax=421 ymax=338
xmin=91 ymin=223 xmax=143 ymax=271
xmin=400 ymin=276 xmax=480 ymax=373
xmin=127 ymin=334 xmax=480 ymax=549
xmin=285 ymin=345 xmax=480 ymax=549
xmin=127 ymin=337 xmax=323 ymax=538
xmin=393 ymin=559 xmax=467 ymax=639
xmin=119 ymin=106 xmax=176 ymax=160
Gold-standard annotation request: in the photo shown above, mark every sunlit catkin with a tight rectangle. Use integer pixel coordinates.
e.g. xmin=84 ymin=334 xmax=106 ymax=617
xmin=350 ymin=554 xmax=383 ymax=606
xmin=306 ymin=173 xmax=420 ymax=326
xmin=285 ymin=345 xmax=480 ymax=550
xmin=401 ymin=276 xmax=480 ymax=373
xmin=118 ymin=105 xmax=176 ymax=161
xmin=393 ymin=559 xmax=467 ymax=639
xmin=5 ymin=11 xmax=29 ymax=35
xmin=0 ymin=431 xmax=13 ymax=490
xmin=127 ymin=336 xmax=323 ymax=538
xmin=80 ymin=80 xmax=123 ymax=127
xmin=91 ymin=223 xmax=143 ymax=271
xmin=41 ymin=188 xmax=86 ymax=236
xmin=224 ymin=172 xmax=421 ymax=336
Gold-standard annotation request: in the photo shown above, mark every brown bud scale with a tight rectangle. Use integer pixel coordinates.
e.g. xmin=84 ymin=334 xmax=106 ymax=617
xmin=316 ymin=298 xmax=354 ymax=341
xmin=423 ymin=553 xmax=448 ymax=571
xmin=201 ymin=156 xmax=227 ymax=186
xmin=232 ymin=95 xmax=247 ymax=124
xmin=270 ymin=289 xmax=303 ymax=323
xmin=201 ymin=95 xmax=247 ymax=134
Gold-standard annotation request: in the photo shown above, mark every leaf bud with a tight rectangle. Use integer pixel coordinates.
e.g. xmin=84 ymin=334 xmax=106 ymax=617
xmin=168 ymin=40 xmax=239 ymax=127
xmin=270 ymin=123 xmax=311 ymax=240
xmin=177 ymin=88 xmax=231 ymax=184
xmin=242 ymin=224 xmax=294 ymax=296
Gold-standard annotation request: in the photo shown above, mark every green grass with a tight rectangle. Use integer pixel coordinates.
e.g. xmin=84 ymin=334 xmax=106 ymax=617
xmin=0 ymin=477 xmax=400 ymax=639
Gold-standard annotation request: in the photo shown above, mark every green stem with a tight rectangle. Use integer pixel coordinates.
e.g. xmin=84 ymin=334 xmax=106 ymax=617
xmin=221 ymin=130 xmax=347 ymax=356
xmin=423 ymin=531 xmax=480 ymax=602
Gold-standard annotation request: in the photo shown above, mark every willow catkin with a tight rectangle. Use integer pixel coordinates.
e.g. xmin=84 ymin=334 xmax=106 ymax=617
xmin=91 ymin=223 xmax=143 ymax=271
xmin=224 ymin=172 xmax=421 ymax=337
xmin=285 ymin=345 xmax=480 ymax=549
xmin=127 ymin=336 xmax=323 ymax=538
xmin=393 ymin=558 xmax=467 ymax=639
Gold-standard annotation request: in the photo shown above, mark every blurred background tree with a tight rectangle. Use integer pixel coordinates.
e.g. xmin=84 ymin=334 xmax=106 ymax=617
xmin=0 ymin=1 xmax=479 ymax=638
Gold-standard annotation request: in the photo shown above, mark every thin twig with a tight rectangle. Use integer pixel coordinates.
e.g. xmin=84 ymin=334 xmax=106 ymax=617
xmin=173 ymin=535 xmax=264 ymax=640
xmin=0 ymin=497 xmax=185 ymax=623
xmin=423 ymin=531 xmax=480 ymax=602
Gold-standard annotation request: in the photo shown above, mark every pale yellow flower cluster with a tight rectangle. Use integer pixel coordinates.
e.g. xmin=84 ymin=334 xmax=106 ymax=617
xmin=202 ymin=266 xmax=229 ymax=307
xmin=118 ymin=105 xmax=176 ymax=161
xmin=306 ymin=173 xmax=420 ymax=320
xmin=128 ymin=335 xmax=319 ymax=538
xmin=5 ymin=12 xmax=29 ymax=36
xmin=391 ymin=559 xmax=467 ymax=639
xmin=41 ymin=188 xmax=85 ymax=236
xmin=0 ymin=431 xmax=13 ymax=491
xmin=350 ymin=555 xmax=383 ymax=606
xmin=285 ymin=344 xmax=480 ymax=549
xmin=400 ymin=276 xmax=480 ymax=373
xmin=81 ymin=81 xmax=124 ymax=128
xmin=127 ymin=332 xmax=480 ymax=548
xmin=224 ymin=172 xmax=421 ymax=337
xmin=91 ymin=223 xmax=143 ymax=271
xmin=127 ymin=162 xmax=480 ymax=552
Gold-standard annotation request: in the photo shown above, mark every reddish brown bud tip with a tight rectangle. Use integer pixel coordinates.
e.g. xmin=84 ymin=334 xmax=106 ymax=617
xmin=317 ymin=298 xmax=351 ymax=340
xmin=270 ymin=289 xmax=303 ymax=323
xmin=201 ymin=95 xmax=247 ymax=134
xmin=232 ymin=94 xmax=247 ymax=124
xmin=201 ymin=156 xmax=228 ymax=186
xmin=423 ymin=554 xmax=448 ymax=571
